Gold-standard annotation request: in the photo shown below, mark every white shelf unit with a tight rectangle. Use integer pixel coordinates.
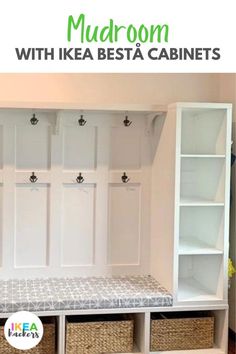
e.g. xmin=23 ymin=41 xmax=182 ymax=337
xmin=0 ymin=103 xmax=232 ymax=354
xmin=177 ymin=104 xmax=231 ymax=305
xmin=151 ymin=103 xmax=232 ymax=308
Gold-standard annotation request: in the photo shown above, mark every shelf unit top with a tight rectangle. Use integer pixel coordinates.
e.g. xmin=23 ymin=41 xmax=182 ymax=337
xmin=0 ymin=101 xmax=232 ymax=114
xmin=168 ymin=102 xmax=232 ymax=110
xmin=0 ymin=102 xmax=168 ymax=113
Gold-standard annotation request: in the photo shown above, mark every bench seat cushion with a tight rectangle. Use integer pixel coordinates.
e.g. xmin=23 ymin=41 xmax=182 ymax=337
xmin=0 ymin=275 xmax=173 ymax=313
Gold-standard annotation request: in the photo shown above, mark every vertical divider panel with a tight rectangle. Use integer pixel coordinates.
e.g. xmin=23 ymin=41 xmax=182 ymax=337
xmin=50 ymin=131 xmax=63 ymax=270
xmin=144 ymin=312 xmax=151 ymax=354
xmin=223 ymin=107 xmax=232 ymax=302
xmin=134 ymin=312 xmax=150 ymax=354
xmin=213 ymin=309 xmax=228 ymax=352
xmin=58 ymin=315 xmax=66 ymax=354
xmin=140 ymin=117 xmax=152 ymax=274
xmin=95 ymin=121 xmax=110 ymax=272
xmin=2 ymin=122 xmax=15 ymax=276
xmin=173 ymin=107 xmax=182 ymax=302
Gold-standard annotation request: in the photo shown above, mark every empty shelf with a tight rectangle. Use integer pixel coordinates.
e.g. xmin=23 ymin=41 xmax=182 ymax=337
xmin=180 ymin=198 xmax=224 ymax=206
xmin=178 ymin=278 xmax=221 ymax=302
xmin=181 ymin=154 xmax=225 ymax=158
xmin=179 ymin=238 xmax=223 ymax=255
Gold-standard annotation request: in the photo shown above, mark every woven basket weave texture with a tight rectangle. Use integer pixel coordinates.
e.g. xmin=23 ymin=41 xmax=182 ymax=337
xmin=151 ymin=315 xmax=214 ymax=351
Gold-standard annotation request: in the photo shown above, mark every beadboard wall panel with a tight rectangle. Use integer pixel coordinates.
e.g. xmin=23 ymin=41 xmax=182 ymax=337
xmin=110 ymin=127 xmax=141 ymax=170
xmin=15 ymin=124 xmax=51 ymax=170
xmin=15 ymin=184 xmax=50 ymax=267
xmin=108 ymin=184 xmax=141 ymax=265
xmin=61 ymin=184 xmax=96 ymax=266
xmin=63 ymin=126 xmax=97 ymax=170
xmin=0 ymin=111 xmax=150 ymax=278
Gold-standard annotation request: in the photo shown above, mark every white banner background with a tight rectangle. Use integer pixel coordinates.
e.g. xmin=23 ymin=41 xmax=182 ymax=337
xmin=0 ymin=0 xmax=235 ymax=72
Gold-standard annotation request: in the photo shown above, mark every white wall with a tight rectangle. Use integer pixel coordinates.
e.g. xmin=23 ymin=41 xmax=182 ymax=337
xmin=219 ymin=74 xmax=236 ymax=333
xmin=0 ymin=74 xmax=219 ymax=107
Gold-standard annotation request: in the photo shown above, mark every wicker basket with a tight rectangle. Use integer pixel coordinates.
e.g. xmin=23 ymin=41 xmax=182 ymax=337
xmin=151 ymin=312 xmax=214 ymax=351
xmin=0 ymin=317 xmax=56 ymax=354
xmin=66 ymin=314 xmax=134 ymax=354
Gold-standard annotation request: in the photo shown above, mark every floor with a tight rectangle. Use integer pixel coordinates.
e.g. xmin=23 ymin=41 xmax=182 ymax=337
xmin=229 ymin=334 xmax=236 ymax=354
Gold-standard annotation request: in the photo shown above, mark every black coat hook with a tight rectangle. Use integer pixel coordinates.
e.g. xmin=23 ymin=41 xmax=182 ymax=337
xmin=78 ymin=115 xmax=87 ymax=126
xmin=29 ymin=172 xmax=38 ymax=183
xmin=121 ymin=172 xmax=130 ymax=183
xmin=30 ymin=114 xmax=39 ymax=125
xmin=76 ymin=172 xmax=84 ymax=183
xmin=123 ymin=115 xmax=132 ymax=127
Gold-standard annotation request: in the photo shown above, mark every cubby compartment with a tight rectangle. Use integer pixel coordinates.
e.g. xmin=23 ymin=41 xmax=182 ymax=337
xmin=179 ymin=206 xmax=224 ymax=255
xmin=0 ymin=316 xmax=56 ymax=354
xmin=150 ymin=309 xmax=228 ymax=354
xmin=150 ymin=311 xmax=214 ymax=352
xmin=180 ymin=157 xmax=225 ymax=204
xmin=65 ymin=314 xmax=141 ymax=354
xmin=178 ymin=254 xmax=223 ymax=302
xmin=181 ymin=108 xmax=227 ymax=155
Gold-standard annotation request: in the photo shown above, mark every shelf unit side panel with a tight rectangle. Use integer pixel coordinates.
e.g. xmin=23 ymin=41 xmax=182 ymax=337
xmin=150 ymin=108 xmax=177 ymax=293
xmin=222 ymin=107 xmax=232 ymax=301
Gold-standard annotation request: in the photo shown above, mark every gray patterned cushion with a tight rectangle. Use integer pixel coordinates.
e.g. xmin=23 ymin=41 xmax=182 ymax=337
xmin=0 ymin=275 xmax=173 ymax=313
